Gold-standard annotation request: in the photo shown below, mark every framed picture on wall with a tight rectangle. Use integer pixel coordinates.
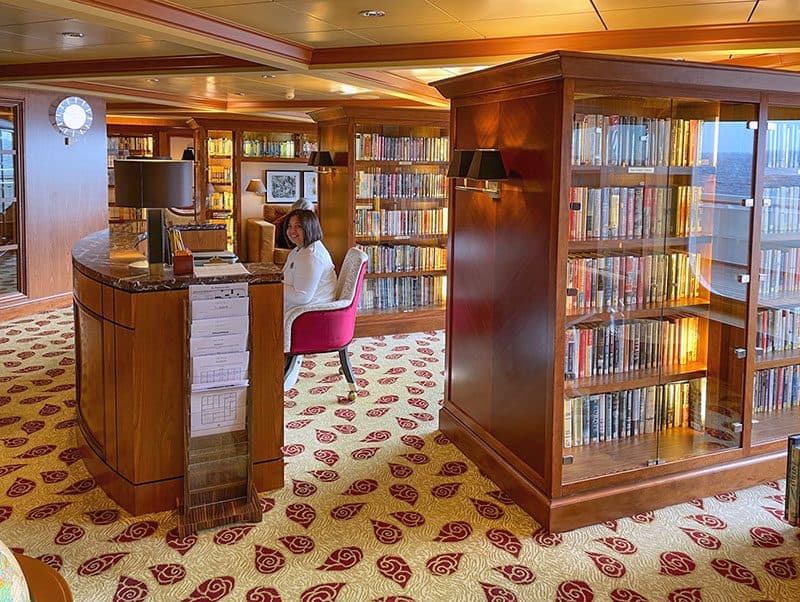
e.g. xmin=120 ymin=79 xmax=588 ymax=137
xmin=265 ymin=170 xmax=301 ymax=203
xmin=302 ymin=171 xmax=318 ymax=202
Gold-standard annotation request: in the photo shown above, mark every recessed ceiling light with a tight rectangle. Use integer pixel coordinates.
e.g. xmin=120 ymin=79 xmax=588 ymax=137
xmin=359 ymin=9 xmax=386 ymax=17
xmin=61 ymin=31 xmax=85 ymax=38
xmin=234 ymin=92 xmax=246 ymax=96
xmin=147 ymin=78 xmax=159 ymax=83
xmin=262 ymin=74 xmax=277 ymax=78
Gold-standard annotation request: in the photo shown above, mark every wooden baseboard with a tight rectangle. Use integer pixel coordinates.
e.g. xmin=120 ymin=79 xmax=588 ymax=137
xmin=0 ymin=292 xmax=72 ymax=322
xmin=355 ymin=307 xmax=445 ymax=337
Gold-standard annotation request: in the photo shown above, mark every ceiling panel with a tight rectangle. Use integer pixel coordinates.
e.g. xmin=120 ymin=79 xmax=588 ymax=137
xmin=390 ymin=65 xmax=492 ymax=84
xmin=467 ymin=12 xmax=603 ymax=38
xmin=276 ymin=0 xmax=456 ymax=29
xmin=0 ymin=48 xmax=55 ymax=63
xmin=429 ymin=0 xmax=594 ymax=21
xmin=594 ymin=0 xmax=752 ymax=8
xmin=0 ymin=18 xmax=154 ymax=46
xmin=751 ymin=0 xmax=800 ymax=22
xmin=197 ymin=1 xmax=337 ymax=34
xmin=347 ymin=22 xmax=482 ymax=45
xmin=602 ymin=3 xmax=754 ymax=29
xmin=23 ymin=40 xmax=202 ymax=61
xmin=0 ymin=5 xmax=70 ymax=26
xmin=277 ymin=29 xmax=376 ymax=47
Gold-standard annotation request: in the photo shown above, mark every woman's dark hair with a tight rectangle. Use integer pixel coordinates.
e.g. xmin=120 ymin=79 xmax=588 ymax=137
xmin=284 ymin=209 xmax=322 ymax=248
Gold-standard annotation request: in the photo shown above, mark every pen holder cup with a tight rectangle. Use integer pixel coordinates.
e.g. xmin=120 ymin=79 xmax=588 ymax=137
xmin=173 ymin=250 xmax=194 ymax=276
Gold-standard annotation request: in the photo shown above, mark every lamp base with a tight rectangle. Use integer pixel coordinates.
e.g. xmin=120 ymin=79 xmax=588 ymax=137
xmin=146 ymin=208 xmax=167 ymax=274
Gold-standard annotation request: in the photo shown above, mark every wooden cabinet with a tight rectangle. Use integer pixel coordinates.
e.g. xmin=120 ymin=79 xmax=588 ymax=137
xmin=433 ymin=51 xmax=800 ymax=531
xmin=310 ymin=107 xmax=449 ymax=337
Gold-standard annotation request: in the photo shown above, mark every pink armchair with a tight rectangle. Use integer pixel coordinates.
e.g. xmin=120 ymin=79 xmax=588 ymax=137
xmin=284 ymin=247 xmax=368 ymax=400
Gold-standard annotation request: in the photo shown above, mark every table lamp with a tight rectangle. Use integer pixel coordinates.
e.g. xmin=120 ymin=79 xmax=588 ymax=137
xmin=114 ymin=159 xmax=193 ymax=276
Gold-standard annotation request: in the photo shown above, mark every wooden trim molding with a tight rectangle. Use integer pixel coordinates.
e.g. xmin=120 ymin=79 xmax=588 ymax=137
xmin=0 ymin=293 xmax=72 ymax=322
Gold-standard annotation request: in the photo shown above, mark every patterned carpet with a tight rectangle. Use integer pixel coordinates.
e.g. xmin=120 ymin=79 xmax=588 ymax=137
xmin=0 ymin=308 xmax=799 ymax=601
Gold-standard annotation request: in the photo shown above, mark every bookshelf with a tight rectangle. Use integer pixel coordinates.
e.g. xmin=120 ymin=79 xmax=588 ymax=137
xmin=433 ymin=51 xmax=800 ymax=531
xmin=107 ymin=128 xmax=156 ymax=223
xmin=310 ymin=107 xmax=449 ymax=336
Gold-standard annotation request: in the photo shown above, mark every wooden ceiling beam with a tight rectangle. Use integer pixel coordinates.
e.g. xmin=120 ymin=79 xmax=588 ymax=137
xmin=226 ymin=98 xmax=424 ymax=112
xmin=0 ymin=54 xmax=275 ymax=83
xmin=715 ymin=52 xmax=800 ymax=70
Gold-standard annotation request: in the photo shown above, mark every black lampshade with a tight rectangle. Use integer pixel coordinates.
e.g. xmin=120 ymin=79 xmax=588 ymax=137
xmin=114 ymin=159 xmax=194 ymax=209
xmin=467 ymin=149 xmax=507 ymax=180
xmin=446 ymin=149 xmax=474 ymax=178
xmin=181 ymin=146 xmax=195 ymax=161
xmin=311 ymin=150 xmax=334 ymax=167
xmin=306 ymin=151 xmax=318 ymax=166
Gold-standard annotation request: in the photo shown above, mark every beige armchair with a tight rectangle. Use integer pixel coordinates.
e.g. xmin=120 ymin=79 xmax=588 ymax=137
xmin=245 ymin=203 xmax=296 ymax=265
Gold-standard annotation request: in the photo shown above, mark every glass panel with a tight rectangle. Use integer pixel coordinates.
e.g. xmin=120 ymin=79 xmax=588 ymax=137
xmin=354 ymin=123 xmax=449 ymax=312
xmin=241 ymin=130 xmax=316 ymax=159
xmin=0 ymin=105 xmax=19 ymax=296
xmin=206 ymin=130 xmax=234 ymax=251
xmin=753 ymin=105 xmax=800 ymax=443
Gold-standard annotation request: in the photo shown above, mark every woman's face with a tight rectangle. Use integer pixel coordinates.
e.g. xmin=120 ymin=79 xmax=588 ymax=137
xmin=287 ymin=215 xmax=305 ymax=248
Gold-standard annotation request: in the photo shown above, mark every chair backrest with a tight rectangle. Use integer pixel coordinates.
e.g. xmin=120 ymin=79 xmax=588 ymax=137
xmin=336 ymin=247 xmax=369 ymax=305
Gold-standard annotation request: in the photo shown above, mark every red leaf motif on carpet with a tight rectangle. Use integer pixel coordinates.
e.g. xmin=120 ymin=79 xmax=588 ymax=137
xmin=77 ymin=552 xmax=129 ymax=576
xmin=361 ymin=430 xmax=391 ymax=442
xmin=85 ymin=509 xmax=119 ymax=525
xmin=31 ymin=379 xmax=52 ymax=386
xmin=749 ymin=526 xmax=784 ymax=548
xmin=437 ymin=461 xmax=468 ymax=476
xmin=399 ymin=453 xmax=429 ymax=465
xmin=214 ymin=524 xmax=255 ymax=545
xmin=630 ymin=511 xmax=655 ymax=524
xmin=58 ymin=447 xmax=81 ymax=465
xmin=332 ymin=424 xmax=357 ymax=434
xmin=166 ymin=527 xmax=197 ymax=556
xmin=712 ymin=491 xmax=737 ymax=502
xmin=6 ymin=477 xmax=35 ymax=497
xmin=57 ymin=477 xmax=96 ymax=495
xmin=286 ymin=503 xmax=316 ymax=528
xmin=0 ymin=416 xmax=20 ymax=426
xmin=300 ymin=405 xmax=326 ymax=416
xmin=763 ymin=494 xmax=785 ymax=504
xmin=54 ymin=523 xmax=85 ymax=545
xmin=112 ymin=520 xmax=158 ymax=543
xmin=406 ymin=386 xmax=425 ymax=394
xmin=479 ymin=582 xmax=517 ymax=602
xmin=36 ymin=554 xmax=62 ymax=571
xmin=372 ymin=519 xmax=404 ymax=544
xmin=414 ymin=368 xmax=433 ymax=378
xmin=260 ymin=497 xmax=275 ymax=512
xmin=38 ymin=403 xmax=61 ymax=416
xmin=317 ymin=546 xmax=363 ymax=571
xmin=395 ymin=417 xmax=419 ymax=430
xmin=556 ymin=580 xmax=594 ymax=602
xmin=55 ymin=419 xmax=77 ymax=430
xmin=586 ymin=551 xmax=626 ymax=578
xmin=309 ymin=386 xmax=332 ymax=395
xmin=15 ymin=444 xmax=55 ymax=458
xmin=316 ymin=429 xmax=337 ymax=443
xmin=532 ymin=528 xmax=562 ymax=547
xmin=389 ymin=463 xmax=413 ymax=478
xmin=361 ymin=353 xmax=377 ymax=361
xmin=764 ymin=556 xmax=798 ymax=580
xmin=391 ymin=511 xmax=425 ymax=527
xmin=46 ymin=368 xmax=65 ymax=377
xmin=149 ymin=563 xmax=186 ymax=585
xmin=26 ymin=502 xmax=70 ymax=520
xmin=314 ymin=449 xmax=339 ymax=466
xmin=409 ymin=359 xmax=426 ymax=367
xmin=486 ymin=489 xmax=512 ymax=504
xmin=330 ymin=503 xmax=365 ymax=520
xmin=431 ymin=482 xmax=461 ymax=498
xmin=292 ymin=479 xmax=318 ymax=497
xmin=390 ymin=484 xmax=418 ymax=506
xmin=246 ymin=586 xmax=282 ymax=602
xmin=684 ymin=514 xmax=727 ymax=529
xmin=593 ymin=537 xmax=637 ymax=555
xmin=659 ymin=551 xmax=696 ymax=576
xmin=471 ymin=498 xmax=504 ymax=520
xmin=761 ymin=505 xmax=790 ymax=522
xmin=486 ymin=529 xmax=521 ymax=558
xmin=113 ymin=576 xmax=148 ymax=601
xmin=407 ymin=398 xmax=429 ymax=410
xmin=255 ymin=546 xmax=286 ymax=574
xmin=377 ymin=555 xmax=412 ymax=588
xmin=5 ymin=385 xmax=25 ymax=395
xmin=309 ymin=469 xmax=339 ymax=482
xmin=343 ymin=479 xmax=379 ymax=495
xmin=2 ymin=437 xmax=27 ymax=448
xmin=709 ymin=558 xmax=761 ymax=590
xmin=378 ymin=377 xmax=398 ymax=385
xmin=492 ymin=564 xmax=536 ymax=585
xmin=434 ymin=521 xmax=471 ymax=543
xmin=386 ymin=366 xmax=406 ymax=375
xmin=400 ymin=435 xmax=425 ymax=449
xmin=334 ymin=409 xmax=355 ymax=421
xmin=182 ymin=576 xmax=235 ymax=601
xmin=281 ymin=444 xmax=305 ymax=457
xmin=667 ymin=589 xmax=702 ymax=602
xmin=367 ymin=408 xmax=390 ymax=417
xmin=279 ymin=535 xmax=315 ymax=554
xmin=426 ymin=552 xmax=463 ymax=576
xmin=376 ymin=394 xmax=400 ymax=404
xmin=286 ymin=419 xmax=313 ymax=429
xmin=678 ymin=527 xmax=721 ymax=550
xmin=21 ymin=420 xmax=44 ymax=434
xmin=300 ymin=583 xmax=345 ymax=602
xmin=609 ymin=589 xmax=648 ymax=602
xmin=351 ymin=447 xmax=380 ymax=460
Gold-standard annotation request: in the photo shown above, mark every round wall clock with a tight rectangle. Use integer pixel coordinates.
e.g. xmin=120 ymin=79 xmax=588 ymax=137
xmin=51 ymin=96 xmax=93 ymax=137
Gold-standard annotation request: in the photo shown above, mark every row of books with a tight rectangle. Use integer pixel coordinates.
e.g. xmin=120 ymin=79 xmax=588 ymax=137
xmin=571 ymin=113 xmax=709 ymax=168
xmin=762 ymin=186 xmax=800 ymax=234
xmin=786 ymin=434 xmax=800 ymax=525
xmin=354 ymin=208 xmax=448 ymax=238
xmin=357 ymin=243 xmax=447 ymax=273
xmin=108 ymin=135 xmax=153 ymax=154
xmin=358 ymin=275 xmax=446 ymax=311
xmin=565 ymin=316 xmax=700 ymax=381
xmin=566 ymin=252 xmax=703 ymax=312
xmin=355 ymin=171 xmax=446 ymax=200
xmin=208 ymin=191 xmax=233 ymax=211
xmin=568 ymin=185 xmax=703 ymax=241
xmin=354 ymin=133 xmax=449 ymax=163
xmin=756 ymin=307 xmax=800 ymax=355
xmin=753 ymin=365 xmax=800 ymax=413
xmin=208 ymin=137 xmax=233 ymax=156
xmin=766 ymin=121 xmax=800 ymax=170
xmin=563 ymin=378 xmax=707 ymax=448
xmin=759 ymin=247 xmax=800 ymax=298
xmin=209 ymin=166 xmax=233 ymax=183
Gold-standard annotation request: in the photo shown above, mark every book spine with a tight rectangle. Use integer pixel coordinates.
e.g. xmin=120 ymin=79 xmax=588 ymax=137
xmin=785 ymin=435 xmax=800 ymax=525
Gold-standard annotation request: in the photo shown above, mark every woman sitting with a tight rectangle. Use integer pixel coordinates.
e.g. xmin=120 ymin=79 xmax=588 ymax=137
xmin=282 ymin=209 xmax=337 ymax=388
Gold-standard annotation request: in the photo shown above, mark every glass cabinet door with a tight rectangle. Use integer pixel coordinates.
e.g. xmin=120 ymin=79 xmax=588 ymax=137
xmin=562 ymin=94 xmax=754 ymax=486
xmin=752 ymin=106 xmax=800 ymax=444
xmin=0 ymin=105 xmax=19 ymax=297
xmin=206 ymin=130 xmax=234 ymax=250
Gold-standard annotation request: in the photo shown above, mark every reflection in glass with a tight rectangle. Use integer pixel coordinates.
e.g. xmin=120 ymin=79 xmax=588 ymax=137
xmin=0 ymin=105 xmax=18 ymax=296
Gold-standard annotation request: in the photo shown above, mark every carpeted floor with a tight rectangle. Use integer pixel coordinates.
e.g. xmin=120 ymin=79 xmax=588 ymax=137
xmin=0 ymin=308 xmax=798 ymax=601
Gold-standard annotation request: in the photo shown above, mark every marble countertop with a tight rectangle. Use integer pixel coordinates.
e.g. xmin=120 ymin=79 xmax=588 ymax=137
xmin=72 ymin=229 xmax=282 ymax=292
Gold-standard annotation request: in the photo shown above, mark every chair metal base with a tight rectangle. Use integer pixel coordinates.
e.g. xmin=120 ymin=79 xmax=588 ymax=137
xmin=285 ymin=345 xmax=357 ymax=399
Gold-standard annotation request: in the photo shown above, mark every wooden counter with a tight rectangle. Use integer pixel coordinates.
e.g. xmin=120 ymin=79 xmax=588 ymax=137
xmin=72 ymin=230 xmax=284 ymax=515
